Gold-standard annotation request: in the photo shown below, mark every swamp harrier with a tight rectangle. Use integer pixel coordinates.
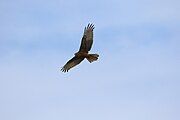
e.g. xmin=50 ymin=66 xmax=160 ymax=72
xmin=61 ymin=23 xmax=99 ymax=72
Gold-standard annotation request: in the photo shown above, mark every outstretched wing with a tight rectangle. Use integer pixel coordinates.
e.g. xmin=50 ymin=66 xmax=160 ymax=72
xmin=79 ymin=23 xmax=95 ymax=52
xmin=61 ymin=56 xmax=85 ymax=72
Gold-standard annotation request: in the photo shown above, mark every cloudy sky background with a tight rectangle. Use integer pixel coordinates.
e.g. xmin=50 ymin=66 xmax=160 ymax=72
xmin=0 ymin=0 xmax=180 ymax=120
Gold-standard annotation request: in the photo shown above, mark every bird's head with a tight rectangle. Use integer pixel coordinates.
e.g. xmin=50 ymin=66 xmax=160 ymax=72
xmin=74 ymin=52 xmax=78 ymax=56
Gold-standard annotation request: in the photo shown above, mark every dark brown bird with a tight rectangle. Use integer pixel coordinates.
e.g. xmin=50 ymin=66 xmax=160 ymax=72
xmin=61 ymin=23 xmax=99 ymax=72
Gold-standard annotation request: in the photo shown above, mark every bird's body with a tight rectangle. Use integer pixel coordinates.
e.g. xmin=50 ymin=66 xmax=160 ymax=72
xmin=74 ymin=51 xmax=89 ymax=58
xmin=61 ymin=23 xmax=99 ymax=72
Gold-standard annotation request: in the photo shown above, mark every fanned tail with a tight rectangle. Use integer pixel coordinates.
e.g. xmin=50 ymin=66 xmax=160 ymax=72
xmin=86 ymin=54 xmax=99 ymax=63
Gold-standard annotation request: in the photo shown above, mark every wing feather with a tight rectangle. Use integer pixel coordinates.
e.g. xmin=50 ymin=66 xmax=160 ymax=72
xmin=61 ymin=56 xmax=84 ymax=72
xmin=79 ymin=23 xmax=94 ymax=52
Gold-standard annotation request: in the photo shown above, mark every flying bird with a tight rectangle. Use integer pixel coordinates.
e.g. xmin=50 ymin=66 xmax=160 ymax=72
xmin=61 ymin=23 xmax=99 ymax=72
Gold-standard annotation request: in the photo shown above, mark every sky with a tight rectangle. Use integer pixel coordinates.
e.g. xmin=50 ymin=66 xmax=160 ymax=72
xmin=0 ymin=0 xmax=180 ymax=120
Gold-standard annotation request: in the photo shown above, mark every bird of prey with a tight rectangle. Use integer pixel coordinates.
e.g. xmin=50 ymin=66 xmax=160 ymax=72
xmin=61 ymin=23 xmax=99 ymax=72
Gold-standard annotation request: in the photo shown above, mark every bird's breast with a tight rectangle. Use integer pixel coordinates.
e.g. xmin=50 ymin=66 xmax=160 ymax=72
xmin=75 ymin=52 xmax=88 ymax=57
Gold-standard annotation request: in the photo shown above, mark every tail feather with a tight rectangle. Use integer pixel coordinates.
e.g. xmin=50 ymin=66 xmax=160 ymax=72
xmin=86 ymin=54 xmax=99 ymax=63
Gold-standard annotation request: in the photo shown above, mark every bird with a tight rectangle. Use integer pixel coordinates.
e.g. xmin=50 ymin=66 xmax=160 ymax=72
xmin=61 ymin=23 xmax=99 ymax=72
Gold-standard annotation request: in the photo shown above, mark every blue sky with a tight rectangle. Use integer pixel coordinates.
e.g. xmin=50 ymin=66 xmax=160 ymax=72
xmin=0 ymin=0 xmax=180 ymax=120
